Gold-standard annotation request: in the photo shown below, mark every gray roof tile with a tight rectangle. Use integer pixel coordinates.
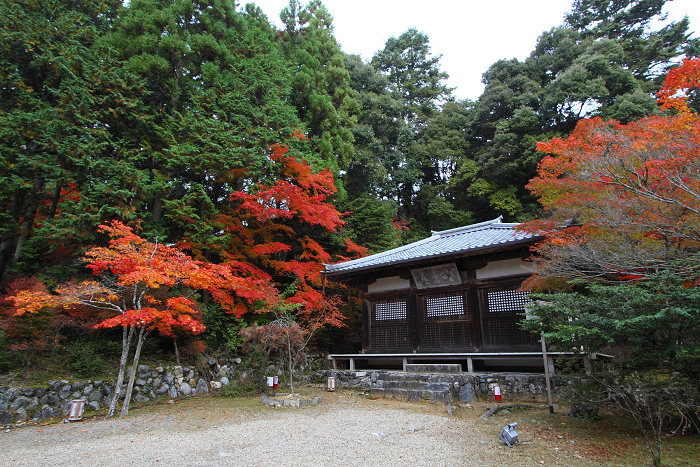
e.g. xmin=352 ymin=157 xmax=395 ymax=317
xmin=324 ymin=217 xmax=536 ymax=275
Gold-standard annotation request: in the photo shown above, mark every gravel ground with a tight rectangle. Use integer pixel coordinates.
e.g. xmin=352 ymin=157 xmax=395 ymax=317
xmin=0 ymin=391 xmax=617 ymax=467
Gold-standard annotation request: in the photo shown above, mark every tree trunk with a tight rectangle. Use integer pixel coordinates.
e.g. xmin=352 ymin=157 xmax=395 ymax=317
xmin=174 ymin=336 xmax=180 ymax=366
xmin=12 ymin=175 xmax=44 ymax=264
xmin=151 ymin=196 xmax=163 ymax=222
xmin=0 ymin=193 xmax=25 ymax=287
xmin=45 ymin=182 xmax=63 ymax=221
xmin=106 ymin=325 xmax=135 ymax=419
xmin=121 ymin=326 xmax=149 ymax=418
xmin=288 ymin=337 xmax=294 ymax=394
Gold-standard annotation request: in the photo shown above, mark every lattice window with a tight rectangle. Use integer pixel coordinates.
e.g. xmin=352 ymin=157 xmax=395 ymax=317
xmin=479 ymin=284 xmax=537 ymax=348
xmin=486 ymin=290 xmax=530 ymax=313
xmin=425 ymin=295 xmax=464 ymax=317
xmin=418 ymin=291 xmax=473 ymax=349
xmin=374 ymin=301 xmax=407 ymax=321
xmin=370 ymin=298 xmax=411 ymax=350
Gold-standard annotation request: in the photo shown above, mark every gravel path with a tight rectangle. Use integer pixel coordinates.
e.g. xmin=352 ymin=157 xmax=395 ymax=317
xmin=0 ymin=391 xmax=606 ymax=466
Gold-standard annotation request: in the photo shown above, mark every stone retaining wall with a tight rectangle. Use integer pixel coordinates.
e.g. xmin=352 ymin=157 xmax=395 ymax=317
xmin=0 ymin=358 xmax=245 ymax=426
xmin=310 ymin=370 xmax=567 ymax=404
xmin=1 ymin=361 xmax=569 ymax=425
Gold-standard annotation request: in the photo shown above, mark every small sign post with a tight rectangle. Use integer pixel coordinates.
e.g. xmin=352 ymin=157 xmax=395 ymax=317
xmin=68 ymin=400 xmax=85 ymax=422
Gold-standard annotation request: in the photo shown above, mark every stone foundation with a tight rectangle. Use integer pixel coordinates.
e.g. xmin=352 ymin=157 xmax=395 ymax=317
xmin=310 ymin=370 xmax=566 ymax=404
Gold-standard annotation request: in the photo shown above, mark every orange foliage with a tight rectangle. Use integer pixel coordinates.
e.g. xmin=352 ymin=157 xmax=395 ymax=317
xmin=657 ymin=57 xmax=700 ymax=113
xmin=522 ymin=58 xmax=700 ymax=288
xmin=11 ymin=221 xmax=278 ymax=331
xmin=218 ymin=143 xmax=364 ymax=327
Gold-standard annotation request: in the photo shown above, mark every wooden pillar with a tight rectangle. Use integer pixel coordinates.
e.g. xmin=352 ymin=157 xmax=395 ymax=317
xmin=409 ymin=291 xmax=420 ymax=351
xmin=361 ymin=298 xmax=370 ymax=351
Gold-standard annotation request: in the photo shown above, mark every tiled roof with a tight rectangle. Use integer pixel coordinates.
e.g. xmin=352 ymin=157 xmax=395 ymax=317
xmin=324 ymin=217 xmax=536 ymax=276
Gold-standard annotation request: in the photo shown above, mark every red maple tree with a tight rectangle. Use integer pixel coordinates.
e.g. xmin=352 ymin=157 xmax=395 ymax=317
xmin=521 ymin=57 xmax=700 ymax=290
xmin=11 ymin=220 xmax=274 ymax=417
xmin=213 ymin=143 xmax=365 ymax=327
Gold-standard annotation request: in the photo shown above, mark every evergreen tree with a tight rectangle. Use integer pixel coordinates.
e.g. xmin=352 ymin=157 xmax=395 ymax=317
xmin=371 ymin=28 xmax=452 ymax=132
xmin=458 ymin=0 xmax=697 ymax=222
xmin=369 ymin=28 xmax=453 ymax=228
xmin=107 ymin=0 xmax=302 ymax=249
xmin=279 ymin=0 xmax=358 ymax=183
xmin=0 ymin=0 xmax=145 ymax=285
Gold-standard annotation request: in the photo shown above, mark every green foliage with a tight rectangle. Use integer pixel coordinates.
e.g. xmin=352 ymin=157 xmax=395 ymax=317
xmin=280 ymin=0 xmax=358 ymax=179
xmin=219 ymin=380 xmax=261 ymax=398
xmin=524 ymin=269 xmax=700 ymax=382
xmin=523 ymin=263 xmax=700 ymax=464
xmin=371 ymin=28 xmax=453 ymax=129
xmin=0 ymin=330 xmax=16 ymax=373
xmin=65 ymin=340 xmax=105 ymax=378
xmin=203 ymin=304 xmax=247 ymax=354
xmin=342 ymin=196 xmax=399 ymax=253
xmin=566 ymin=0 xmax=700 ymax=87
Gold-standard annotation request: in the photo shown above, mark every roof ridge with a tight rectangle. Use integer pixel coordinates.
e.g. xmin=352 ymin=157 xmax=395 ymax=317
xmin=322 ymin=234 xmax=438 ymax=269
xmin=431 ymin=216 xmax=504 ymax=237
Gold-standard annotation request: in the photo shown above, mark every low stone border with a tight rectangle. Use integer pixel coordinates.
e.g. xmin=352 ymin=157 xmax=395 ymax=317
xmin=260 ymin=394 xmax=324 ymax=408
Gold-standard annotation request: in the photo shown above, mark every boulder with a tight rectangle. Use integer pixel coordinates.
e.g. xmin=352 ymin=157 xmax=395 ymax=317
xmin=58 ymin=385 xmax=71 ymax=400
xmin=36 ymin=405 xmax=58 ymax=420
xmin=134 ymin=394 xmax=149 ymax=403
xmin=0 ymin=394 xmax=7 ymax=411
xmin=155 ymin=384 xmax=169 ymax=395
xmin=196 ymin=379 xmax=209 ymax=394
xmin=15 ymin=407 xmax=27 ymax=423
xmin=570 ymin=403 xmax=599 ymax=420
xmin=88 ymin=401 xmax=100 ymax=412
xmin=0 ymin=411 xmax=13 ymax=425
xmin=60 ymin=400 xmax=75 ymax=416
xmin=179 ymin=383 xmax=192 ymax=396
xmin=71 ymin=381 xmax=86 ymax=392
xmin=10 ymin=396 xmax=30 ymax=412
xmin=45 ymin=392 xmax=59 ymax=406
xmin=459 ymin=384 xmax=475 ymax=403
xmin=5 ymin=387 xmax=20 ymax=401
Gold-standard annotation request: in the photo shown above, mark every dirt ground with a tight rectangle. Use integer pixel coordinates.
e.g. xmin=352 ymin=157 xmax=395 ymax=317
xmin=1 ymin=388 xmax=698 ymax=466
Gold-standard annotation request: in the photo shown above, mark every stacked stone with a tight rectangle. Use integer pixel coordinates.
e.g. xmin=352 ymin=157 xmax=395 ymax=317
xmin=311 ymin=370 xmax=565 ymax=404
xmin=0 ymin=362 xmax=244 ymax=426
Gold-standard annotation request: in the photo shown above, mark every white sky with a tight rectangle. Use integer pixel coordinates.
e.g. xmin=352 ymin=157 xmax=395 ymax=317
xmin=248 ymin=0 xmax=700 ymax=100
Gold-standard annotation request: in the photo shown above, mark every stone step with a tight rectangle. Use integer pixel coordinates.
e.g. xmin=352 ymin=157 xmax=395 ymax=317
xmin=382 ymin=381 xmax=451 ymax=392
xmin=369 ymin=385 xmax=453 ymax=404
xmin=405 ymin=363 xmax=462 ymax=374
xmin=369 ymin=376 xmax=456 ymax=404
xmin=377 ymin=372 xmax=464 ymax=383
